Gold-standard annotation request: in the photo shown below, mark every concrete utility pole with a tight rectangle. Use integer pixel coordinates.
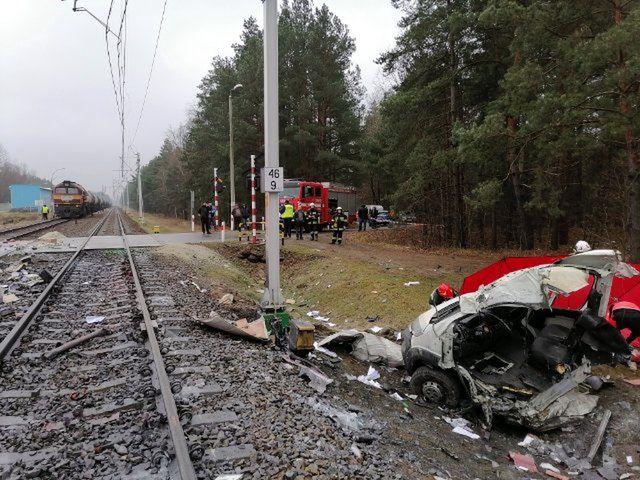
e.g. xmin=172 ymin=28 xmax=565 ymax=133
xmin=229 ymin=83 xmax=243 ymax=230
xmin=213 ymin=167 xmax=220 ymax=228
xmin=136 ymin=153 xmax=144 ymax=224
xmin=261 ymin=0 xmax=284 ymax=309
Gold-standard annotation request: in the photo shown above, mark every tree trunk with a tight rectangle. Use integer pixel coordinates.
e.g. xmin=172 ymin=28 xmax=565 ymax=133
xmin=506 ymin=114 xmax=532 ymax=249
xmin=447 ymin=1 xmax=467 ymax=248
xmin=613 ymin=0 xmax=640 ymax=261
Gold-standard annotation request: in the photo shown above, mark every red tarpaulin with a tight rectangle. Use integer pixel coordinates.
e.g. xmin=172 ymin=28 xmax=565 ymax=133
xmin=459 ymin=256 xmax=640 ymax=347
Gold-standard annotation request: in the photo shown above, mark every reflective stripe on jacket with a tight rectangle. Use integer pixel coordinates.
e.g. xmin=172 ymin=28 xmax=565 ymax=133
xmin=281 ymin=204 xmax=294 ymax=219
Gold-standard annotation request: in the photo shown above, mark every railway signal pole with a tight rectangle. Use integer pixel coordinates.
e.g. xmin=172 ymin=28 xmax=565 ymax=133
xmin=261 ymin=0 xmax=284 ymax=309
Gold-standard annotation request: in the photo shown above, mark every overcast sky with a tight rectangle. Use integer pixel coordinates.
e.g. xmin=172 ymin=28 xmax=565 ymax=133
xmin=0 ymin=1 xmax=401 ymax=194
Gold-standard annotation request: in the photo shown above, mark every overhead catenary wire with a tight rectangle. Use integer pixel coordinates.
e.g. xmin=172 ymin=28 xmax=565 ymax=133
xmin=130 ymin=0 xmax=169 ymax=150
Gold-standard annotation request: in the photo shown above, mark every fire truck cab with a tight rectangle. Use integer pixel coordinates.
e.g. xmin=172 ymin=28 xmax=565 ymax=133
xmin=280 ymin=180 xmax=358 ymax=227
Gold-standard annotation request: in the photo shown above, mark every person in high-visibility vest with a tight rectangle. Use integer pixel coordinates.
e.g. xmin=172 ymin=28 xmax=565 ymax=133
xmin=41 ymin=204 xmax=50 ymax=221
xmin=331 ymin=206 xmax=348 ymax=245
xmin=280 ymin=199 xmax=294 ymax=238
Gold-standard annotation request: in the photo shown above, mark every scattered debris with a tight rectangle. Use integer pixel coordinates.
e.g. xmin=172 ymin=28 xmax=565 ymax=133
xmin=38 ymin=269 xmax=53 ymax=283
xmin=2 ymin=293 xmax=18 ymax=303
xmin=403 ymin=281 xmax=420 ymax=286
xmin=317 ymin=329 xmax=404 ymax=367
xmin=587 ymin=409 xmax=611 ymax=463
xmin=623 ymin=378 xmax=640 ymax=386
xmin=197 ymin=311 xmax=269 ymax=341
xmin=540 ymin=462 xmax=559 ymax=473
xmin=389 ymin=392 xmax=403 ymax=401
xmin=509 ymin=451 xmax=538 ymax=473
xmin=313 ymin=342 xmax=338 ymax=358
xmin=443 ymin=417 xmax=480 ymax=440
xmin=218 ymin=293 xmax=234 ymax=305
xmin=369 ymin=326 xmax=383 ymax=334
xmin=298 ymin=366 xmax=333 ymax=394
xmin=44 ymin=328 xmax=108 ymax=359
xmin=85 ymin=316 xmax=105 ymax=324
xmin=545 ymin=470 xmax=569 ymax=480
xmin=356 ymin=366 xmax=383 ymax=389
xmin=285 ymin=298 xmax=296 ymax=305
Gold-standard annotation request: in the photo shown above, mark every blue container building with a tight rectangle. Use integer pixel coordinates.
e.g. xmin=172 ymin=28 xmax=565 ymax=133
xmin=9 ymin=184 xmax=53 ymax=211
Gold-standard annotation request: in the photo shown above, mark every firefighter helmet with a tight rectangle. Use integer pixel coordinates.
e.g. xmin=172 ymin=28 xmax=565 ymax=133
xmin=309 ymin=203 xmax=315 ymax=208
xmin=336 ymin=206 xmax=343 ymax=212
xmin=574 ymin=240 xmax=591 ymax=254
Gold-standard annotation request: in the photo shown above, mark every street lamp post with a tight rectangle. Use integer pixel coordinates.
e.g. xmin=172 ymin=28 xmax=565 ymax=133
xmin=229 ymin=83 xmax=243 ymax=231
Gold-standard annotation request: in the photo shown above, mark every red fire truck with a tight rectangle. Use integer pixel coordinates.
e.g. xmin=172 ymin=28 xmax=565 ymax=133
xmin=280 ymin=179 xmax=359 ymax=226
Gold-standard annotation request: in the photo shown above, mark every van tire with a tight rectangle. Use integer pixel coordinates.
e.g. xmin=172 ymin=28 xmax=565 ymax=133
xmin=411 ymin=366 xmax=461 ymax=408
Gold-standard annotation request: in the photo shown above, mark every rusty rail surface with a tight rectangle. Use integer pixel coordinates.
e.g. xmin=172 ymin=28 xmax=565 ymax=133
xmin=0 ymin=218 xmax=71 ymax=241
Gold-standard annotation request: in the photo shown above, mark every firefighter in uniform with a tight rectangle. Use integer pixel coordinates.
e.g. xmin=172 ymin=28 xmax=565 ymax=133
xmin=280 ymin=200 xmax=294 ymax=238
xmin=331 ymin=206 xmax=348 ymax=245
xmin=41 ymin=204 xmax=50 ymax=221
xmin=307 ymin=203 xmax=320 ymax=241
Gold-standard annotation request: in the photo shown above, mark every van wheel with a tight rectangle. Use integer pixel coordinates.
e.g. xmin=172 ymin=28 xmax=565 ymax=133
xmin=411 ymin=366 xmax=461 ymax=408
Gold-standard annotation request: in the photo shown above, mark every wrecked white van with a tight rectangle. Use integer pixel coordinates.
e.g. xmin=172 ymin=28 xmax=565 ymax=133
xmin=402 ymin=250 xmax=637 ymax=431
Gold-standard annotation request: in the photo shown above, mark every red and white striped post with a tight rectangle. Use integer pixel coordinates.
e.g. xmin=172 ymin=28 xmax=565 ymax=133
xmin=213 ymin=167 xmax=220 ymax=229
xmin=250 ymin=155 xmax=257 ymax=244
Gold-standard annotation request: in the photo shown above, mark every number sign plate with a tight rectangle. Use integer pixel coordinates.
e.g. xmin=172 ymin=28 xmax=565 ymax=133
xmin=260 ymin=167 xmax=284 ymax=193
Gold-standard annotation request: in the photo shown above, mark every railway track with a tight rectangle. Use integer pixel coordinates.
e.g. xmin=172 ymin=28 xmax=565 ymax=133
xmin=0 ymin=218 xmax=71 ymax=242
xmin=0 ymin=207 xmax=390 ymax=479
xmin=0 ymin=208 xmax=197 ymax=479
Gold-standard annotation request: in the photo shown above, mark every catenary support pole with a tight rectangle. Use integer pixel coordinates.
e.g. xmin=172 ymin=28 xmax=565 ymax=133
xmin=251 ymin=155 xmax=257 ymax=244
xmin=261 ymin=0 xmax=283 ymax=309
xmin=213 ymin=167 xmax=220 ymax=228
xmin=190 ymin=190 xmax=195 ymax=232
xmin=136 ymin=153 xmax=144 ymax=224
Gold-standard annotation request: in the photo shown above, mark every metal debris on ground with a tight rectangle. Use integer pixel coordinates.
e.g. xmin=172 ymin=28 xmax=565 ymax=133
xmin=197 ymin=310 xmax=269 ymax=341
xmin=403 ymin=281 xmax=420 ymax=286
xmin=298 ymin=365 xmax=333 ymax=394
xmin=317 ymin=329 xmax=404 ymax=367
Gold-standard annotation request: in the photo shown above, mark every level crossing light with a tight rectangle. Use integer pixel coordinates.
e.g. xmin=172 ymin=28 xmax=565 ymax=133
xmin=229 ymin=83 xmax=243 ymax=231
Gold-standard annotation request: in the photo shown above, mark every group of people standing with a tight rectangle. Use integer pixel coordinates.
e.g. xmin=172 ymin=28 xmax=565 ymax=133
xmin=279 ymin=200 xmax=347 ymax=244
xmin=279 ymin=200 xmax=321 ymax=241
xmin=198 ymin=202 xmax=217 ymax=234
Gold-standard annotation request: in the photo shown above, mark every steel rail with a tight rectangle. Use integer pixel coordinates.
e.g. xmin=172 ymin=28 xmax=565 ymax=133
xmin=116 ymin=211 xmax=197 ymax=480
xmin=0 ymin=209 xmax=114 ymax=361
xmin=0 ymin=218 xmax=71 ymax=241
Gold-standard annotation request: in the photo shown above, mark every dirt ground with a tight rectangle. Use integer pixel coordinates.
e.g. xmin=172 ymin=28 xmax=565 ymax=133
xmin=0 ymin=211 xmax=40 ymax=231
xmin=149 ymin=231 xmax=640 ymax=480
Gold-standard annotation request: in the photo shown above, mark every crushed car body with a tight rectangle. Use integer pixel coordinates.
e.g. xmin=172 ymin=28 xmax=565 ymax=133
xmin=402 ymin=250 xmax=637 ymax=431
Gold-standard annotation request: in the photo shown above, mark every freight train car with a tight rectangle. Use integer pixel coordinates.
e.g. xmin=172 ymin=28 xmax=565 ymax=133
xmin=53 ymin=180 xmax=110 ymax=218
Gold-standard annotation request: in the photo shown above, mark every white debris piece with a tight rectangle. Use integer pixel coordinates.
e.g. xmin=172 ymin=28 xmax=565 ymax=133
xmin=218 ymin=293 xmax=234 ymax=305
xmin=318 ymin=329 xmax=404 ymax=367
xmin=307 ymin=311 xmax=320 ymax=317
xmin=540 ymin=463 xmax=559 ymax=473
xmin=396 ymin=331 xmax=402 ymax=341
xmin=86 ymin=316 xmax=105 ymax=324
xmin=315 ymin=316 xmax=330 ymax=322
xmin=627 ymin=455 xmax=633 ymax=464
xmin=390 ymin=392 xmax=403 ymax=401
xmin=369 ymin=326 xmax=383 ymax=334
xmin=327 ymin=322 xmax=337 ymax=327
xmin=356 ymin=366 xmax=383 ymax=389
xmin=452 ymin=426 xmax=480 ymax=440
xmin=444 ymin=416 xmax=479 ymax=440
xmin=3 ymin=294 xmax=19 ymax=303
xmin=314 ymin=342 xmax=338 ymax=358
xmin=518 ymin=434 xmax=539 ymax=447
xmin=403 ymin=281 xmax=420 ymax=286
